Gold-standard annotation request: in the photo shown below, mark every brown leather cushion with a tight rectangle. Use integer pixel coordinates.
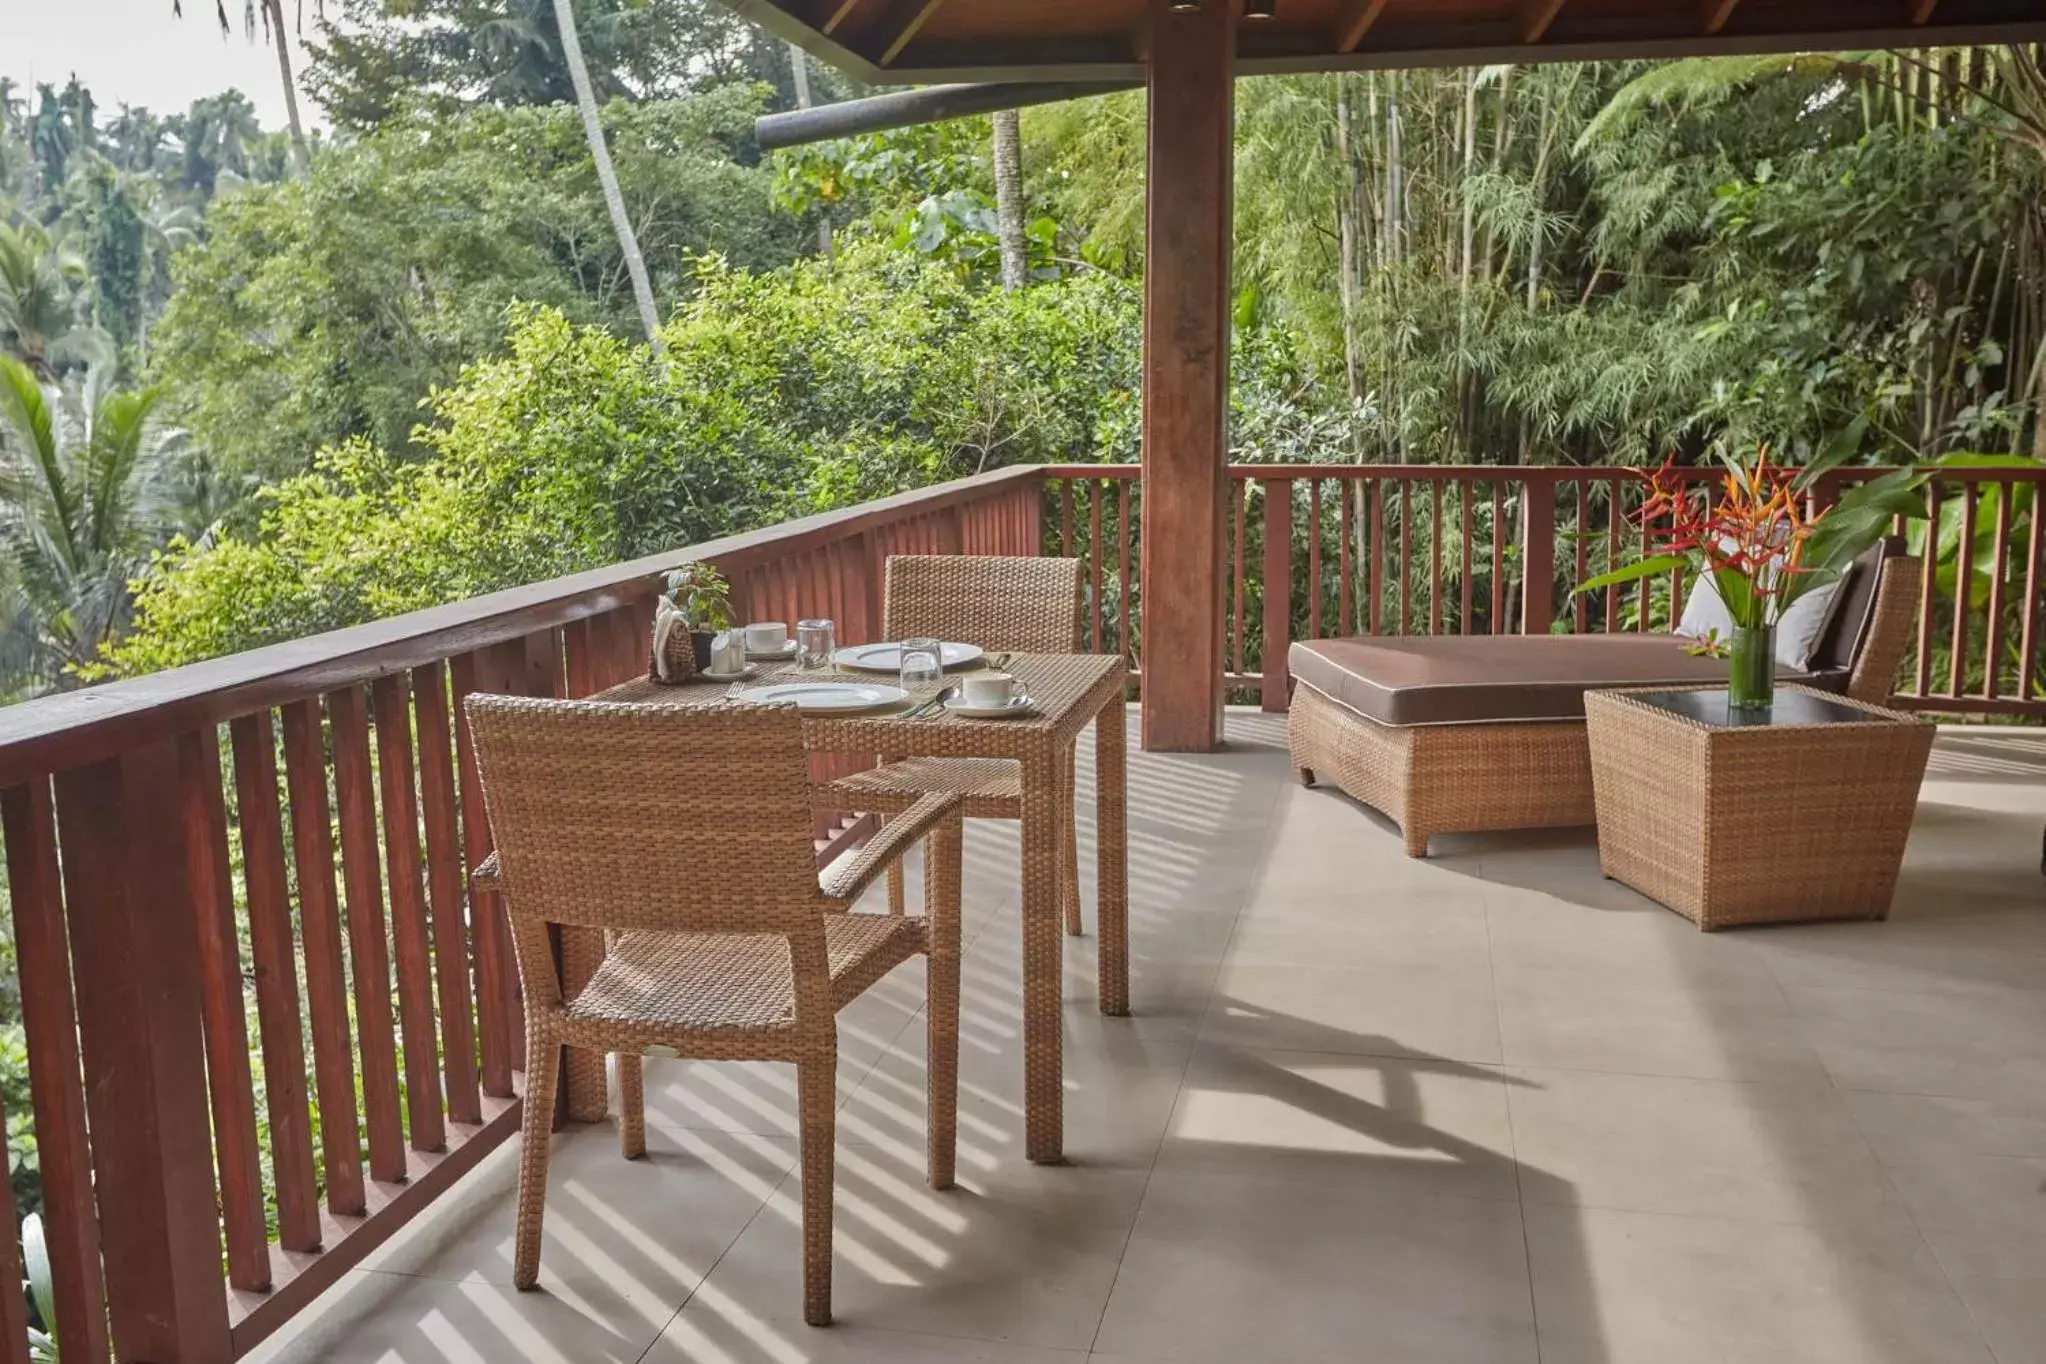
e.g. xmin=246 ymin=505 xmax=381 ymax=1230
xmin=1809 ymin=536 xmax=1904 ymax=675
xmin=1289 ymin=634 xmax=1842 ymax=727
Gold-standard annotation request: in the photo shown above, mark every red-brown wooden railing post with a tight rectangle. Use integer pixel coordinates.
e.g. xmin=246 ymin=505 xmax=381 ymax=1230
xmin=1521 ymin=476 xmax=1556 ymax=635
xmin=0 ymin=1093 xmax=30 ymax=1364
xmin=55 ymin=742 xmax=232 ymax=1364
xmin=1262 ymin=478 xmax=1293 ymax=711
xmin=1 ymin=780 xmax=111 ymax=1364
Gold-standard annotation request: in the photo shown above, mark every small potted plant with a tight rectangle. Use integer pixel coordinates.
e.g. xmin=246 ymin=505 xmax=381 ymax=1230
xmin=652 ymin=562 xmax=733 ymax=682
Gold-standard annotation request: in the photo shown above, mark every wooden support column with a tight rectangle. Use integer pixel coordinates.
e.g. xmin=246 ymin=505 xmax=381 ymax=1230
xmin=1140 ymin=0 xmax=1233 ymax=752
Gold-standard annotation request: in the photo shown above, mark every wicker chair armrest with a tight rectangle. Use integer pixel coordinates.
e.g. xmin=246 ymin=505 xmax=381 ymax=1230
xmin=470 ymin=851 xmax=500 ymax=894
xmin=820 ymin=792 xmax=963 ymax=906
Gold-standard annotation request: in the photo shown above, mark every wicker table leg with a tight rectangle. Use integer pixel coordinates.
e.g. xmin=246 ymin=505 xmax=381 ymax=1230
xmin=1020 ymin=752 xmax=1064 ymax=1164
xmin=1096 ymin=698 xmax=1129 ymax=1018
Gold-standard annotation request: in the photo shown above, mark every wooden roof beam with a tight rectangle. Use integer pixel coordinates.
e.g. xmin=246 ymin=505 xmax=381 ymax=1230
xmin=1333 ymin=0 xmax=1390 ymax=53
xmin=1910 ymin=0 xmax=1940 ymax=22
xmin=1702 ymin=0 xmax=1741 ymax=34
xmin=864 ymin=0 xmax=946 ymax=65
xmin=1519 ymin=0 xmax=1569 ymax=44
xmin=818 ymin=0 xmax=863 ymax=35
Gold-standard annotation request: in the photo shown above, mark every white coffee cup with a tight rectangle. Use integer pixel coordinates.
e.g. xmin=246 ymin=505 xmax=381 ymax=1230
xmin=746 ymin=621 xmax=789 ymax=654
xmin=961 ymin=671 xmax=1019 ymax=708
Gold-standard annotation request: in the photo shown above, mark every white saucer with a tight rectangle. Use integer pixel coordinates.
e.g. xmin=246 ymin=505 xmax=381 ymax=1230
xmin=700 ymin=664 xmax=760 ymax=682
xmin=943 ymin=694 xmax=1038 ymax=719
xmin=747 ymin=640 xmax=800 ymax=661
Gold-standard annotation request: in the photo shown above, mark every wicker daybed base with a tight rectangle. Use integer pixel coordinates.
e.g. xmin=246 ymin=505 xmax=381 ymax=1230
xmin=1286 ymin=551 xmax=1920 ymax=858
xmin=1289 ymin=681 xmax=1593 ymax=857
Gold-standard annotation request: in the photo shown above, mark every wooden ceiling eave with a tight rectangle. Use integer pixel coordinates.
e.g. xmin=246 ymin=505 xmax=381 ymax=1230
xmin=713 ymin=0 xmax=2046 ymax=88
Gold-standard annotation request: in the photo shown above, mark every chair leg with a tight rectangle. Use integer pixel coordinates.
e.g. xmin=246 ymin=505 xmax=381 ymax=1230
xmin=1061 ymin=749 xmax=1083 ymax=937
xmin=617 ymin=1052 xmax=646 ymax=1159
xmin=513 ymin=1036 xmax=563 ymax=1290
xmin=926 ymin=823 xmax=961 ymax=1191
xmin=796 ymin=1048 xmax=837 ymax=1327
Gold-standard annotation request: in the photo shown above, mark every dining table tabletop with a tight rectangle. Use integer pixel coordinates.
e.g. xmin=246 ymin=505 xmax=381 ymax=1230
xmin=591 ymin=650 xmax=1130 ymax=1164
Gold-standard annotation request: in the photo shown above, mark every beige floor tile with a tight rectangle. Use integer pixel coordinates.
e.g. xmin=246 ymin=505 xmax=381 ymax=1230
xmin=1094 ymin=1171 xmax=1538 ymax=1364
xmin=1943 ymin=1271 xmax=2046 ymax=1364
xmin=845 ymin=1003 xmax=1190 ymax=1171
xmin=1157 ymin=1043 xmax=1518 ymax=1200
xmin=1884 ymin=1155 xmax=2046 ymax=1275
xmin=1845 ymin=1089 xmax=2046 ymax=1166
xmin=1504 ymin=1067 xmax=1906 ymax=1228
xmin=684 ymin=1160 xmax=1146 ymax=1350
xmin=1749 ymin=927 xmax=2046 ymax=1000
xmin=1259 ymin=792 xmax=1492 ymax=890
xmin=1787 ymin=984 xmax=2046 ymax=1100
xmin=963 ymin=922 xmax=1221 ymax=1044
xmin=244 ymin=1270 xmax=675 ymax=1364
xmin=1205 ymin=957 xmax=1503 ymax=1063
xmin=1525 ymin=1203 xmax=1993 ymax=1364
xmin=360 ymin=1123 xmax=788 ymax=1300
xmin=1228 ymin=881 xmax=1492 ymax=969
xmin=1494 ymin=960 xmax=1827 ymax=1083
xmin=1483 ymin=884 xmax=1781 ymax=990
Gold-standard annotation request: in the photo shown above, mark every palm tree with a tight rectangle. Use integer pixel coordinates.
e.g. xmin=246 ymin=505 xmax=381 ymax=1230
xmin=137 ymin=196 xmax=202 ymax=362
xmin=175 ymin=90 xmax=264 ymax=197
xmin=992 ymin=109 xmax=1026 ymax=291
xmin=174 ymin=0 xmax=315 ymax=177
xmin=0 ymin=358 xmax=179 ymax=696
xmin=551 ymin=0 xmax=664 ymax=351
xmin=0 ymin=220 xmax=105 ymax=380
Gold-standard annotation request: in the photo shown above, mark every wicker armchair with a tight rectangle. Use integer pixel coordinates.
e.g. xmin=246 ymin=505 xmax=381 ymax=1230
xmin=818 ymin=554 xmax=1090 ymax=932
xmin=464 ymin=695 xmax=964 ymax=1327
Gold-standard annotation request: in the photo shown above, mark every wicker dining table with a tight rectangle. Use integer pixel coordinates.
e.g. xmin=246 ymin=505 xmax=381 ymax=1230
xmin=589 ymin=651 xmax=1129 ymax=1164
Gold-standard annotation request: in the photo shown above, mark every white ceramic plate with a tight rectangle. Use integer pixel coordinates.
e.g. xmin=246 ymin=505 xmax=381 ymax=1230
xmin=699 ymin=664 xmax=760 ymax=682
xmin=831 ymin=641 xmax=985 ymax=673
xmin=732 ymin=682 xmax=909 ymax=713
xmin=747 ymin=640 xmax=800 ymax=661
xmin=943 ymin=694 xmax=1039 ymax=719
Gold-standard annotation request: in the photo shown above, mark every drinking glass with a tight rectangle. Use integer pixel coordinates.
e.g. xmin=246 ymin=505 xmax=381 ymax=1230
xmin=899 ymin=637 xmax=944 ymax=691
xmin=797 ymin=618 xmax=836 ymax=672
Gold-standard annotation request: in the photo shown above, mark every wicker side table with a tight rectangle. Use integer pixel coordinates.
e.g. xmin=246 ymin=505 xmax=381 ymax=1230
xmin=1584 ymin=685 xmax=1934 ymax=931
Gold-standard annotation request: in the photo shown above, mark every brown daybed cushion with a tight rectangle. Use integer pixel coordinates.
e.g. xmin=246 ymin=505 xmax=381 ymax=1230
xmin=1289 ymin=634 xmax=1844 ymax=727
xmin=1288 ymin=540 xmax=1897 ymax=727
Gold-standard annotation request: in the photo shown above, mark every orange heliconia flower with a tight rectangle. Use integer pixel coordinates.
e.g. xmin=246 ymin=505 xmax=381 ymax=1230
xmin=1639 ymin=445 xmax=1819 ymax=605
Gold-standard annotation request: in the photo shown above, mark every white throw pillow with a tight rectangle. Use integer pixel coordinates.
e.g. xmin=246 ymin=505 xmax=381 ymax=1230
xmin=1773 ymin=576 xmax=1845 ymax=671
xmin=1675 ymin=570 xmax=1844 ymax=672
xmin=1676 ymin=573 xmax=1736 ymax=643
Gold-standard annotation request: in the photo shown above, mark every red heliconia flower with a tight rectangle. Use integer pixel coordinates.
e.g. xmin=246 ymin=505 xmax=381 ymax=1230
xmin=1628 ymin=444 xmax=1822 ymax=625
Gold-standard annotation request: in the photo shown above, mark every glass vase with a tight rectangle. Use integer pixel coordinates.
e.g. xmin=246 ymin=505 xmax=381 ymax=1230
xmin=1727 ymin=623 xmax=1775 ymax=712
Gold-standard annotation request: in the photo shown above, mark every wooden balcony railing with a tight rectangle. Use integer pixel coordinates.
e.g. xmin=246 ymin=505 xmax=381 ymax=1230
xmin=0 ymin=467 xmax=1041 ymax=1364
xmin=1047 ymin=462 xmax=2046 ymax=720
xmin=0 ymin=457 xmax=2033 ymax=1363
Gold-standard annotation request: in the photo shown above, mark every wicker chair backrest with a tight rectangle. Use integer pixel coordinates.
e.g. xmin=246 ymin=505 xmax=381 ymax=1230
xmin=883 ymin=555 xmax=1083 ymax=655
xmin=1845 ymin=555 xmax=1920 ymax=706
xmin=465 ymin=695 xmax=822 ymax=936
